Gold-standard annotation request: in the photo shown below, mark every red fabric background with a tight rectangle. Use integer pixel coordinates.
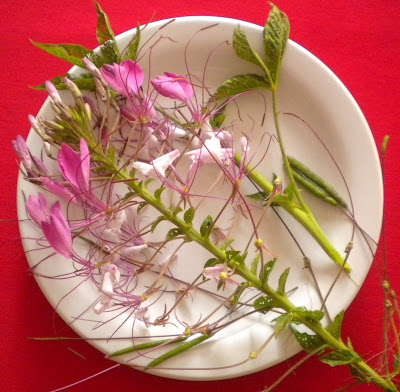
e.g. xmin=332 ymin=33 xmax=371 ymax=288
xmin=1 ymin=0 xmax=400 ymax=391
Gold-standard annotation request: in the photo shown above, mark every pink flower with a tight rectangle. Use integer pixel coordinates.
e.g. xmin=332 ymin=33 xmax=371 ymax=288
xmin=58 ymin=139 xmax=90 ymax=193
xmin=12 ymin=135 xmax=32 ymax=174
xmin=185 ymin=136 xmax=234 ymax=166
xmin=100 ymin=60 xmax=144 ymax=98
xmin=202 ymin=265 xmax=240 ymax=289
xmin=151 ymin=72 xmax=194 ymax=102
xmin=131 ymin=149 xmax=180 ymax=179
xmin=26 ymin=193 xmax=51 ymax=226
xmin=26 ymin=194 xmax=73 ymax=259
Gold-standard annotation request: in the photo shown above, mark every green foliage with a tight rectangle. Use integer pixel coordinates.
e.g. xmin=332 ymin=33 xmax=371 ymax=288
xmin=100 ymin=39 xmax=119 ymax=64
xmin=200 ymin=215 xmax=213 ymax=237
xmin=233 ymin=28 xmax=268 ymax=71
xmin=154 ymin=187 xmax=166 ymax=201
xmin=214 ymin=74 xmax=270 ymax=99
xmin=165 ymin=228 xmax=182 ymax=241
xmin=277 ymin=268 xmax=290 ymax=295
xmin=30 ymin=41 xmax=96 ymax=68
xmin=320 ymin=349 xmax=361 ymax=367
xmin=123 ymin=24 xmax=141 ymax=61
xmin=327 ymin=311 xmax=344 ymax=339
xmin=151 ymin=216 xmax=166 ymax=233
xmin=291 ymin=327 xmax=324 ymax=354
xmin=247 ymin=191 xmax=268 ymax=201
xmin=32 ymin=75 xmax=96 ymax=91
xmin=254 ymin=296 xmax=277 ymax=314
xmin=94 ymin=2 xmax=116 ymax=44
xmin=204 ymin=258 xmax=220 ymax=268
xmin=263 ymin=4 xmax=290 ymax=85
xmin=260 ymin=258 xmax=276 ymax=285
xmin=183 ymin=207 xmax=195 ymax=224
xmin=250 ymin=254 xmax=260 ymax=275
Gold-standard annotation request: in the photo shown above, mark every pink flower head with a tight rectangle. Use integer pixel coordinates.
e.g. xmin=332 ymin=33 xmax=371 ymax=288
xmin=100 ymin=60 xmax=144 ymax=98
xmin=12 ymin=135 xmax=32 ymax=173
xmin=120 ymin=96 xmax=157 ymax=124
xmin=202 ymin=265 xmax=240 ymax=290
xmin=58 ymin=139 xmax=90 ymax=193
xmin=27 ymin=196 xmax=74 ymax=259
xmin=26 ymin=193 xmax=50 ymax=226
xmin=131 ymin=149 xmax=180 ymax=179
xmin=185 ymin=136 xmax=234 ymax=166
xmin=151 ymin=72 xmax=194 ymax=102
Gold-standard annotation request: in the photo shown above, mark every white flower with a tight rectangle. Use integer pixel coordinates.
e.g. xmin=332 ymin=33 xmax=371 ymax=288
xmin=131 ymin=149 xmax=180 ymax=178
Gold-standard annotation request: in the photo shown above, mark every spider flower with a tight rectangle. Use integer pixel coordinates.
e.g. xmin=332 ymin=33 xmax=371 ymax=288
xmin=151 ymin=72 xmax=194 ymax=102
xmin=202 ymin=265 xmax=240 ymax=290
xmin=12 ymin=135 xmax=32 ymax=174
xmin=58 ymin=139 xmax=90 ymax=193
xmin=131 ymin=149 xmax=180 ymax=179
xmin=185 ymin=136 xmax=234 ymax=166
xmin=100 ymin=60 xmax=144 ymax=98
xmin=26 ymin=194 xmax=73 ymax=259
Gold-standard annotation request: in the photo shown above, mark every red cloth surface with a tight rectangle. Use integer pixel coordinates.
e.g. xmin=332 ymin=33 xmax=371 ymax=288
xmin=1 ymin=0 xmax=400 ymax=391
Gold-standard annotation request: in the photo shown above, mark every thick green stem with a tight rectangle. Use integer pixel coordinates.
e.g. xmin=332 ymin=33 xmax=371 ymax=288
xmin=234 ymin=154 xmax=349 ymax=273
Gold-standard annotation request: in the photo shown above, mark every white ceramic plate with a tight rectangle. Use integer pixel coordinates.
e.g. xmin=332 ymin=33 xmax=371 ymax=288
xmin=17 ymin=16 xmax=382 ymax=380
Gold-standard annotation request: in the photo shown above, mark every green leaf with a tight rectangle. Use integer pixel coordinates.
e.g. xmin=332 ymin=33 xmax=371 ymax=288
xmin=183 ymin=207 xmax=195 ymax=224
xmin=284 ymin=182 xmax=295 ymax=201
xmin=254 ymin=296 xmax=276 ymax=314
xmin=204 ymin=258 xmax=220 ymax=268
xmin=273 ymin=313 xmax=292 ymax=335
xmin=151 ymin=216 xmax=166 ymax=233
xmin=123 ymin=24 xmax=141 ymax=61
xmin=291 ymin=327 xmax=324 ymax=354
xmin=165 ymin=228 xmax=182 ymax=241
xmin=327 ymin=311 xmax=344 ymax=339
xmin=200 ymin=215 xmax=213 ymax=237
xmin=94 ymin=2 xmax=115 ymax=44
xmin=100 ymin=39 xmax=119 ymax=64
xmin=260 ymin=258 xmax=276 ymax=285
xmin=220 ymin=239 xmax=234 ymax=251
xmin=233 ymin=28 xmax=267 ymax=70
xmin=263 ymin=4 xmax=290 ymax=85
xmin=226 ymin=250 xmax=241 ymax=260
xmin=32 ymin=75 xmax=96 ymax=91
xmin=137 ymin=202 xmax=147 ymax=213
xmin=154 ymin=187 xmax=166 ymax=201
xmin=30 ymin=40 xmax=94 ymax=68
xmin=250 ymin=254 xmax=260 ymax=275
xmin=292 ymin=307 xmax=324 ymax=324
xmin=214 ymin=74 xmax=270 ymax=100
xmin=277 ymin=267 xmax=290 ymax=295
xmin=320 ymin=350 xmax=361 ymax=367
xmin=247 ymin=191 xmax=268 ymax=201
xmin=231 ymin=285 xmax=248 ymax=308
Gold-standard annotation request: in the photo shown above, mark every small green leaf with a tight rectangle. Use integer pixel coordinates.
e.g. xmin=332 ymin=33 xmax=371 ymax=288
xmin=172 ymin=206 xmax=183 ymax=216
xmin=214 ymin=74 xmax=270 ymax=100
xmin=327 ymin=311 xmax=344 ymax=339
xmin=277 ymin=268 xmax=290 ymax=295
xmin=284 ymin=182 xmax=295 ymax=201
xmin=254 ymin=296 xmax=276 ymax=314
xmin=233 ymin=28 xmax=267 ymax=70
xmin=226 ymin=250 xmax=241 ymax=260
xmin=382 ymin=135 xmax=390 ymax=156
xmin=154 ymin=187 xmax=166 ymax=201
xmin=231 ymin=285 xmax=248 ymax=308
xmin=220 ymin=238 xmax=234 ymax=251
xmin=204 ymin=258 xmax=220 ymax=268
xmin=320 ymin=350 xmax=361 ymax=367
xmin=263 ymin=4 xmax=290 ymax=85
xmin=100 ymin=40 xmax=119 ymax=64
xmin=123 ymin=24 xmax=141 ymax=61
xmin=273 ymin=313 xmax=292 ymax=335
xmin=165 ymin=228 xmax=182 ymax=241
xmin=292 ymin=307 xmax=324 ymax=324
xmin=137 ymin=202 xmax=147 ymax=213
xmin=200 ymin=215 xmax=213 ymax=237
xmin=260 ymin=258 xmax=276 ymax=285
xmin=30 ymin=40 xmax=94 ymax=68
xmin=247 ymin=191 xmax=268 ymax=201
xmin=291 ymin=327 xmax=325 ymax=354
xmin=94 ymin=2 xmax=115 ymax=44
xmin=151 ymin=216 xmax=165 ymax=233
xmin=32 ymin=75 xmax=96 ymax=91
xmin=250 ymin=254 xmax=260 ymax=275
xmin=183 ymin=207 xmax=195 ymax=224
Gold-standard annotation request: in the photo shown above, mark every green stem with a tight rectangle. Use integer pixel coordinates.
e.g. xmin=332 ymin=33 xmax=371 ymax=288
xmin=234 ymin=154 xmax=349 ymax=273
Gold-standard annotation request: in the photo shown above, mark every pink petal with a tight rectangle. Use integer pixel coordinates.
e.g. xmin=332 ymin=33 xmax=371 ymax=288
xmin=26 ymin=194 xmax=49 ymax=226
xmin=151 ymin=75 xmax=188 ymax=102
xmin=42 ymin=210 xmax=73 ymax=259
xmin=164 ymin=72 xmax=194 ymax=100
xmin=40 ymin=177 xmax=76 ymax=203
